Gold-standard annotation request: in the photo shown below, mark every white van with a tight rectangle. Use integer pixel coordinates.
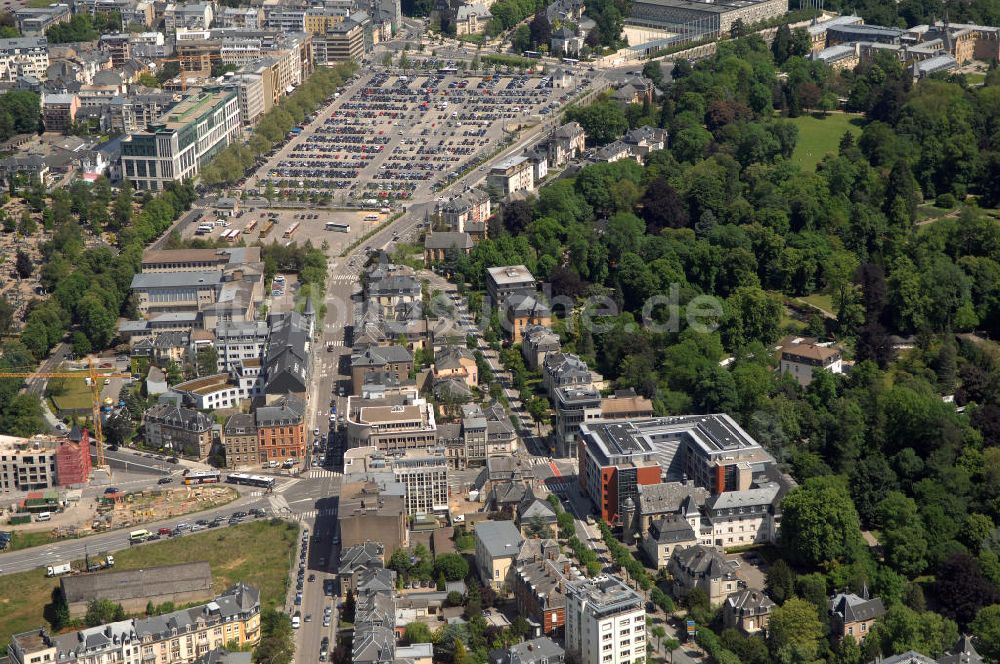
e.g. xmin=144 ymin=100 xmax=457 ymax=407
xmin=36 ymin=511 xmax=51 ymax=522
xmin=291 ymin=616 xmax=300 ymax=629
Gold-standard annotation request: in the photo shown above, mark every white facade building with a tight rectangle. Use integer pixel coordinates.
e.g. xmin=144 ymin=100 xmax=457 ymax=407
xmin=0 ymin=37 xmax=49 ymax=83
xmin=565 ymin=575 xmax=646 ymax=664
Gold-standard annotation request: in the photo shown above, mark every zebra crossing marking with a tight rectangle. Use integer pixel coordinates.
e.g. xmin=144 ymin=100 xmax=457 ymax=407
xmin=298 ymin=508 xmax=338 ymax=519
xmin=307 ymin=469 xmax=341 ymax=478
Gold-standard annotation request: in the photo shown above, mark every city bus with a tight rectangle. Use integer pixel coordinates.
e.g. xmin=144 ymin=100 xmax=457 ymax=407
xmin=243 ymin=219 xmax=258 ymax=234
xmin=438 ymin=67 xmax=458 ymax=75
xmin=128 ymin=529 xmax=153 ymax=544
xmin=562 ymin=57 xmax=579 ymax=65
xmin=284 ymin=221 xmax=300 ymax=238
xmin=226 ymin=473 xmax=276 ymax=490
xmin=195 ymin=224 xmax=214 ymax=235
xmin=325 ymin=222 xmax=350 ymax=232
xmin=182 ymin=470 xmax=221 ymax=485
xmin=364 ymin=214 xmax=379 ymax=221
xmin=523 ymin=51 xmax=542 ymax=58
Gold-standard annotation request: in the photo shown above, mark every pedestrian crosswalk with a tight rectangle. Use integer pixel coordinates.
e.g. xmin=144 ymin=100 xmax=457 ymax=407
xmin=250 ymin=479 xmax=297 ymax=497
xmin=298 ymin=508 xmax=338 ymax=519
xmin=306 ymin=469 xmax=341 ymax=478
xmin=324 ymin=339 xmax=345 ymax=348
xmin=329 ymin=274 xmax=357 ymax=284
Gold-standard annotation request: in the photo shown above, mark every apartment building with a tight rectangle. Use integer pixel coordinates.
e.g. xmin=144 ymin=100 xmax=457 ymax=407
xmin=552 ymin=391 xmax=654 ymax=457
xmin=486 ymin=265 xmax=536 ymax=309
xmin=345 ymin=389 xmax=437 ymax=453
xmin=8 ymin=584 xmax=260 ymax=664
xmin=218 ymin=7 xmax=264 ymax=28
xmin=344 ymin=446 xmax=449 ymax=515
xmin=42 ymin=93 xmax=80 ymax=132
xmin=0 ymin=435 xmax=59 ymax=491
xmin=316 ymin=17 xmax=365 ymax=63
xmin=121 ymin=88 xmax=241 ymax=191
xmin=221 ymin=413 xmax=259 ymax=468
xmin=338 ymin=476 xmax=409 ymax=555
xmin=547 ymin=121 xmax=586 ymax=167
xmin=511 ymin=539 xmax=582 ymax=634
xmin=487 ymin=155 xmax=534 ymax=196
xmin=106 ymin=92 xmax=177 ymax=134
xmin=164 ymin=2 xmax=214 ymax=32
xmin=0 ymin=37 xmax=49 ymax=84
xmin=564 ymin=575 xmax=646 ymax=664
xmin=256 ymin=396 xmax=305 ymax=462
xmin=142 ymin=404 xmax=214 ymax=460
xmin=215 ymin=320 xmax=268 ymax=372
xmin=506 ymin=293 xmax=551 ymax=343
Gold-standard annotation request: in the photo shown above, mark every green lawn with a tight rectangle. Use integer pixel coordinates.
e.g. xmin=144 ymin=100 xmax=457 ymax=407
xmin=25 ymin=0 xmax=57 ymax=7
xmin=6 ymin=530 xmax=60 ymax=551
xmin=48 ymin=372 xmax=94 ymax=414
xmin=0 ymin=520 xmax=297 ymax=647
xmin=788 ymin=112 xmax=864 ymax=172
xmin=798 ymin=293 xmax=835 ymax=317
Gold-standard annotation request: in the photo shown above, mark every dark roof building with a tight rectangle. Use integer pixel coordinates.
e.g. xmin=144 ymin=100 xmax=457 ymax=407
xmin=489 ymin=637 xmax=565 ymax=664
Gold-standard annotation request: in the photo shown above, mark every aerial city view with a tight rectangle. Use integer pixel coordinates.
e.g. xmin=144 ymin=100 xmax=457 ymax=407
xmin=2 ymin=0 xmax=1000 ymax=661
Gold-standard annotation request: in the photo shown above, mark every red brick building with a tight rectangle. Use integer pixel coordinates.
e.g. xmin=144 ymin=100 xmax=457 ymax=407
xmin=55 ymin=427 xmax=92 ymax=486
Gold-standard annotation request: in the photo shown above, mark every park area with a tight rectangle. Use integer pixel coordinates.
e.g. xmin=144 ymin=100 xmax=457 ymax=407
xmin=788 ymin=112 xmax=864 ymax=171
xmin=0 ymin=519 xmax=298 ymax=646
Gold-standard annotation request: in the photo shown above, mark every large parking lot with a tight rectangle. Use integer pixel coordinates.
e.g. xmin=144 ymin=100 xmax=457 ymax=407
xmin=258 ymin=67 xmax=587 ymax=203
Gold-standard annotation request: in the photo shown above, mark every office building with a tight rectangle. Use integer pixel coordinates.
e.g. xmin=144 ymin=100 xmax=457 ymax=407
xmin=14 ymin=5 xmax=70 ymax=35
xmin=628 ymin=0 xmax=787 ymax=38
xmin=121 ymin=88 xmax=241 ymax=191
xmin=577 ymin=422 xmax=662 ymax=525
xmin=344 ymin=446 xmax=449 ymax=515
xmin=564 ymin=575 xmax=646 ymax=664
xmin=345 ymin=388 xmax=437 ymax=453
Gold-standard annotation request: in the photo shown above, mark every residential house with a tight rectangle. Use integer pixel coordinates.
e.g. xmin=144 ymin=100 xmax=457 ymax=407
xmin=547 ymin=121 xmax=586 ymax=166
xmin=668 ymin=545 xmax=742 ymax=607
xmin=338 ymin=541 xmax=385 ymax=597
xmin=939 ymin=635 xmax=985 ymax=664
xmin=7 ymin=584 xmax=260 ymax=664
xmin=350 ymin=346 xmax=415 ymax=395
xmin=475 ymin=520 xmax=525 ymax=592
xmin=780 ymin=342 xmax=843 ymax=387
xmin=723 ymin=588 xmax=775 ymax=634
xmin=830 ymin=591 xmax=886 ymax=642
xmin=221 ymin=413 xmax=258 ymax=468
xmin=622 ymin=126 xmax=668 ymax=162
xmin=641 ymin=514 xmax=698 ymax=568
xmin=433 ymin=345 xmax=479 ymax=388
xmin=550 ymin=25 xmax=583 ymax=55
xmin=486 ymin=265 xmax=536 ymax=309
xmin=521 ymin=324 xmax=561 ymax=371
xmin=143 ymin=404 xmax=214 ymax=460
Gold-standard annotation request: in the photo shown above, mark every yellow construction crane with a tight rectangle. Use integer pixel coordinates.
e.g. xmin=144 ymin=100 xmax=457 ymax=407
xmin=0 ymin=359 xmax=134 ymax=471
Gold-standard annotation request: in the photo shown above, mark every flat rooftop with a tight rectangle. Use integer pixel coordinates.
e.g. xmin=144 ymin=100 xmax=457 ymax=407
xmin=173 ymin=373 xmax=230 ymax=395
xmin=487 ymin=265 xmax=534 ymax=286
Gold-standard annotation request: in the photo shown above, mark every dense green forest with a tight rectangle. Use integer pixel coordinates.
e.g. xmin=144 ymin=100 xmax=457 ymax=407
xmin=438 ymin=35 xmax=1000 ymax=661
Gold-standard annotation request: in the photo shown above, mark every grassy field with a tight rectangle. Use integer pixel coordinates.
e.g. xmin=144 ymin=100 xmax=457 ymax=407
xmin=7 ymin=530 xmax=61 ymax=551
xmin=788 ymin=112 xmax=864 ymax=172
xmin=798 ymin=293 xmax=835 ymax=317
xmin=48 ymin=372 xmax=95 ymax=414
xmin=0 ymin=519 xmax=297 ymax=647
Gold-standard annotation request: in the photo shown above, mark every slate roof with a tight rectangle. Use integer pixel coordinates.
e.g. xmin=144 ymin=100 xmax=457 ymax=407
xmin=339 ymin=542 xmax=385 ymax=575
xmin=489 ymin=637 xmax=565 ymax=664
xmin=940 ymin=635 xmax=984 ymax=664
xmin=648 ymin=514 xmax=696 ymax=544
xmin=725 ymin=588 xmax=775 ymax=615
xmin=671 ymin=545 xmax=738 ymax=580
xmin=144 ymin=403 xmax=213 ymax=432
xmin=352 ymin=345 xmax=414 ymax=367
xmin=264 ymin=312 xmax=309 ymax=394
xmin=830 ymin=592 xmax=886 ymax=624
xmin=255 ymin=395 xmax=304 ymax=427
xmin=476 ymin=520 xmax=524 ymax=560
